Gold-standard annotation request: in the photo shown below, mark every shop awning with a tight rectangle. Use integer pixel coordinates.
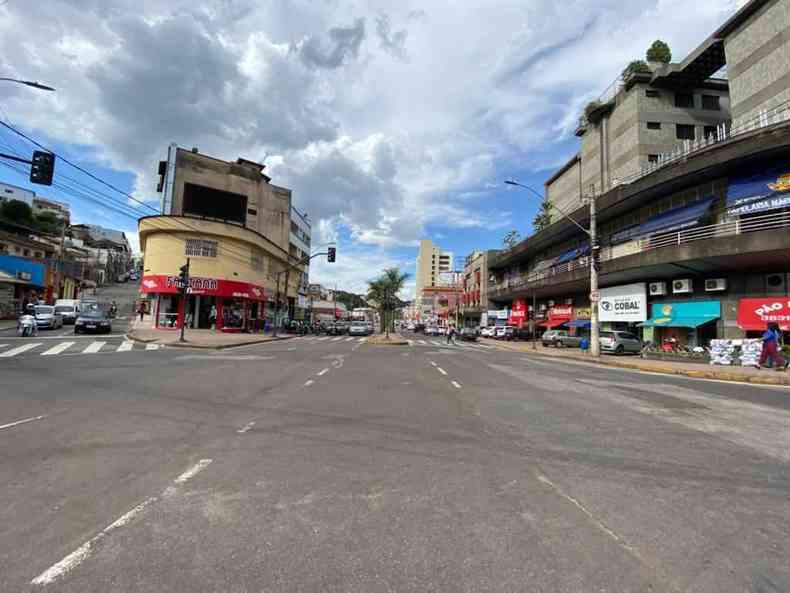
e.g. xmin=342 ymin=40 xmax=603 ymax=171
xmin=539 ymin=318 xmax=568 ymax=328
xmin=638 ymin=316 xmax=717 ymax=328
xmin=556 ymin=243 xmax=591 ymax=264
xmin=0 ymin=270 xmax=28 ymax=284
xmin=566 ymin=319 xmax=591 ymax=328
xmin=638 ymin=196 xmax=715 ymax=236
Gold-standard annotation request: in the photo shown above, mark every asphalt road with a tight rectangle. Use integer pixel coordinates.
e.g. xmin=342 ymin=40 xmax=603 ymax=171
xmin=2 ymin=332 xmax=790 ymax=592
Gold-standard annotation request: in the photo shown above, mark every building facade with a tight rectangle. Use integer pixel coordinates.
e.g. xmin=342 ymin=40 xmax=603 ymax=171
xmin=0 ymin=181 xmax=34 ymax=206
xmin=415 ymin=239 xmax=453 ymax=296
xmin=141 ymin=146 xmax=298 ymax=331
xmin=489 ymin=0 xmax=790 ymax=348
xmin=32 ymin=197 xmax=70 ymax=224
xmin=460 ymin=249 xmax=498 ymax=328
xmin=290 ymin=206 xmax=311 ymax=320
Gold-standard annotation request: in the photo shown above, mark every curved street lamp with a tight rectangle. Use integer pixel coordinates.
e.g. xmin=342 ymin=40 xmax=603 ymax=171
xmin=0 ymin=77 xmax=55 ymax=91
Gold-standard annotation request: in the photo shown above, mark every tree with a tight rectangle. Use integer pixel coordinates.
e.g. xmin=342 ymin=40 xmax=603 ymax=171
xmin=646 ymin=40 xmax=671 ymax=64
xmin=0 ymin=199 xmax=34 ymax=226
xmin=33 ymin=211 xmax=62 ymax=235
xmin=503 ymin=230 xmax=521 ymax=250
xmin=533 ymin=199 xmax=553 ymax=232
xmin=367 ymin=267 xmax=409 ymax=339
xmin=621 ymin=59 xmax=651 ymax=79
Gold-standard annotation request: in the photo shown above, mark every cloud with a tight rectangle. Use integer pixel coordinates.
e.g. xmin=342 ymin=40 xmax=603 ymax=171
xmin=375 ymin=14 xmax=409 ymax=62
xmin=296 ymin=17 xmax=366 ymax=69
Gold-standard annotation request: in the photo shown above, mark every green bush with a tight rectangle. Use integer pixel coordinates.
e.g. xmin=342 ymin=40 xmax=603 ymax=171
xmin=646 ymin=40 xmax=672 ymax=64
xmin=622 ymin=60 xmax=651 ymax=79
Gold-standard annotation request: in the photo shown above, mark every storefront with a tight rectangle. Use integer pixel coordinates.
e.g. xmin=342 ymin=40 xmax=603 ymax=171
xmin=566 ymin=307 xmax=592 ymax=335
xmin=508 ymin=299 xmax=526 ymax=328
xmin=598 ymin=282 xmax=647 ymax=333
xmin=639 ymin=300 xmax=720 ymax=348
xmin=538 ymin=305 xmax=573 ymax=330
xmin=140 ymin=274 xmax=266 ymax=332
xmin=737 ymin=297 xmax=790 ymax=339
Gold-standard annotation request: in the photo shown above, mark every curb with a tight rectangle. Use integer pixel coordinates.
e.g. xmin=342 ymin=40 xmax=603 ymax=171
xmin=481 ymin=339 xmax=790 ymax=386
xmin=125 ymin=332 xmax=292 ymax=350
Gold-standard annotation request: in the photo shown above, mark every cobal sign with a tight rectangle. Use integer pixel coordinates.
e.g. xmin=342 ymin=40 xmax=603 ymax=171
xmin=598 ymin=283 xmax=647 ymax=322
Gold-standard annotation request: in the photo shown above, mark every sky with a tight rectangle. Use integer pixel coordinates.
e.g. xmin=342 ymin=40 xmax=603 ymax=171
xmin=0 ymin=0 xmax=744 ymax=298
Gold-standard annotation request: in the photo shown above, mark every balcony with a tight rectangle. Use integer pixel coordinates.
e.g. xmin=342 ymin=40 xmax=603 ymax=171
xmin=490 ymin=209 xmax=790 ymax=299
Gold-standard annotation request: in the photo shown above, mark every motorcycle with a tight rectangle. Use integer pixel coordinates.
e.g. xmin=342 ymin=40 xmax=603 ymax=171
xmin=17 ymin=314 xmax=38 ymax=337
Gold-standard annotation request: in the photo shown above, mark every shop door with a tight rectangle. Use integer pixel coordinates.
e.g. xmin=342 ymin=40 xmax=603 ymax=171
xmin=197 ymin=297 xmax=215 ymax=329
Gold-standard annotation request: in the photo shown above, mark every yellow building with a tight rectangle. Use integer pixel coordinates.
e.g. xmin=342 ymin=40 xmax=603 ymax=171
xmin=139 ymin=147 xmax=301 ymax=331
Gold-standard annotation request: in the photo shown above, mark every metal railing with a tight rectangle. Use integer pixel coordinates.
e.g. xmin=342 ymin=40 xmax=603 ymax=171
xmin=491 ymin=209 xmax=790 ymax=295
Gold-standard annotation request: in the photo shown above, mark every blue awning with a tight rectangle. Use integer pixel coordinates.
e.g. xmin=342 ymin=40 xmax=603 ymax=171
xmin=566 ymin=319 xmax=591 ymax=328
xmin=556 ymin=243 xmax=590 ymax=264
xmin=639 ymin=197 xmax=715 ymax=236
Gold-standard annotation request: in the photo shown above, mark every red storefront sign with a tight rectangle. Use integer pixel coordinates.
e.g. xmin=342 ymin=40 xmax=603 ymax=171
xmin=539 ymin=305 xmax=573 ymax=328
xmin=509 ymin=298 xmax=527 ymax=327
xmin=140 ymin=275 xmax=266 ymax=301
xmin=737 ymin=298 xmax=790 ymax=331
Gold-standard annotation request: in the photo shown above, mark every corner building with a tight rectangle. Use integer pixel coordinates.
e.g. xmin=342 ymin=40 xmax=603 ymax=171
xmin=139 ymin=145 xmax=300 ymax=331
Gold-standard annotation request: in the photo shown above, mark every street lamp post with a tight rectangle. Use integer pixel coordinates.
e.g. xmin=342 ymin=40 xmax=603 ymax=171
xmin=505 ymin=179 xmax=600 ymax=357
xmin=0 ymin=77 xmax=56 ymax=91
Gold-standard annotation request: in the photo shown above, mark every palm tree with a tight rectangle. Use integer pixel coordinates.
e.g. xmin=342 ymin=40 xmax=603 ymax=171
xmin=367 ymin=267 xmax=409 ymax=338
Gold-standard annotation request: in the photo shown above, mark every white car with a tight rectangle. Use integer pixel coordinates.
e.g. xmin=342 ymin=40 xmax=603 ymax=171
xmin=32 ymin=305 xmax=64 ymax=330
xmin=480 ymin=326 xmax=495 ymax=338
xmin=494 ymin=325 xmax=516 ymax=339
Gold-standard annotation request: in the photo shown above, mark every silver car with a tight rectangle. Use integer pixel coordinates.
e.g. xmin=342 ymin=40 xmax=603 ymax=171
xmin=599 ymin=330 xmax=642 ymax=354
xmin=33 ymin=305 xmax=64 ymax=330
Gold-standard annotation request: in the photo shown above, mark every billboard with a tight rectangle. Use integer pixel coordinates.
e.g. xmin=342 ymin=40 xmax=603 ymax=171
xmin=598 ymin=283 xmax=647 ymax=322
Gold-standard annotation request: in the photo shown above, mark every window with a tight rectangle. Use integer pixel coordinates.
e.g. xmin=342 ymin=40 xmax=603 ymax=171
xmin=4 ymin=189 xmax=12 ymax=194
xmin=645 ymin=89 xmax=659 ymax=98
xmin=14 ymin=246 xmax=20 ymax=253
xmin=701 ymin=95 xmax=720 ymax=110
xmin=34 ymin=251 xmax=42 ymax=258
xmin=646 ymin=121 xmax=661 ymax=130
xmin=703 ymin=125 xmax=717 ymax=140
xmin=185 ymin=239 xmax=218 ymax=257
xmin=675 ymin=93 xmax=694 ymax=108
xmin=676 ymin=124 xmax=695 ymax=140
xmin=647 ymin=154 xmax=659 ymax=164
xmin=23 ymin=249 xmax=30 ymax=256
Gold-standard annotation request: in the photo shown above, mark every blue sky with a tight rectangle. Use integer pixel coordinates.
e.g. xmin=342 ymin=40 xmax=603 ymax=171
xmin=0 ymin=0 xmax=741 ymax=297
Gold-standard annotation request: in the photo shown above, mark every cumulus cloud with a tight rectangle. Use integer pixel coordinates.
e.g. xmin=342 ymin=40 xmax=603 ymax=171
xmin=296 ymin=17 xmax=366 ymax=69
xmin=375 ymin=14 xmax=409 ymax=62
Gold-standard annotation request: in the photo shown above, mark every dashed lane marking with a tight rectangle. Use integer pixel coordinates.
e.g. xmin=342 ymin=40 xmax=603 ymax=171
xmin=317 ymin=368 xmax=329 ymax=376
xmin=145 ymin=343 xmax=160 ymax=351
xmin=437 ymin=367 xmax=448 ymax=376
xmin=304 ymin=379 xmax=315 ymax=386
xmin=0 ymin=414 xmax=46 ymax=431
xmin=451 ymin=380 xmax=462 ymax=389
xmin=237 ymin=421 xmax=256 ymax=434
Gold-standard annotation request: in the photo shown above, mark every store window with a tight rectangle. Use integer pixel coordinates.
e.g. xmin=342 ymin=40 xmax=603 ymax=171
xmin=158 ymin=295 xmax=180 ymax=328
xmin=185 ymin=239 xmax=218 ymax=257
xmin=222 ymin=298 xmax=245 ymax=329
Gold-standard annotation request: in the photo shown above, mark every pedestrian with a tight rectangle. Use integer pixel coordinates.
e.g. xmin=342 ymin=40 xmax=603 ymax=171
xmin=579 ymin=336 xmax=590 ymax=355
xmin=137 ymin=301 xmax=145 ymax=322
xmin=756 ymin=323 xmax=788 ymax=370
xmin=446 ymin=325 xmax=456 ymax=345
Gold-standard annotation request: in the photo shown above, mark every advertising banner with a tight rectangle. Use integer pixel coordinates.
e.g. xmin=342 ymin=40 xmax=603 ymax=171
xmin=140 ymin=274 xmax=266 ymax=301
xmin=509 ymin=299 xmax=526 ymax=327
xmin=598 ymin=283 xmax=647 ymax=322
xmin=726 ymin=164 xmax=790 ymax=216
xmin=496 ymin=309 xmax=509 ymax=320
xmin=737 ymin=298 xmax=790 ymax=331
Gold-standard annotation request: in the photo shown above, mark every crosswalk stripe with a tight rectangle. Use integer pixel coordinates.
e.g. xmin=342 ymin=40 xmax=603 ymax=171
xmin=344 ymin=337 xmax=354 ymax=342
xmin=145 ymin=343 xmax=160 ymax=351
xmin=116 ymin=341 xmax=134 ymax=352
xmin=82 ymin=341 xmax=106 ymax=354
xmin=0 ymin=343 xmax=42 ymax=358
xmin=331 ymin=337 xmax=343 ymax=342
xmin=41 ymin=341 xmax=75 ymax=356
xmin=318 ymin=337 xmax=329 ymax=341
xmin=418 ymin=340 xmax=427 ymax=345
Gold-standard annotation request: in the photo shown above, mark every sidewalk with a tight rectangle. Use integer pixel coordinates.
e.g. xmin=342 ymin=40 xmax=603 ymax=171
xmin=126 ymin=315 xmax=290 ymax=349
xmin=0 ymin=319 xmax=17 ymax=330
xmin=481 ymin=338 xmax=790 ymax=386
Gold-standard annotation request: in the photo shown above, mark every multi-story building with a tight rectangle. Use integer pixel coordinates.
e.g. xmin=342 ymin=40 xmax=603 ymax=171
xmin=415 ymin=239 xmax=453 ymax=296
xmin=460 ymin=249 xmax=499 ymax=328
xmin=489 ymin=0 xmax=790 ymax=348
xmin=289 ymin=206 xmax=311 ymax=320
xmin=32 ymin=197 xmax=70 ymax=224
xmin=0 ymin=181 xmax=34 ymax=206
xmin=140 ymin=145 xmax=298 ymax=331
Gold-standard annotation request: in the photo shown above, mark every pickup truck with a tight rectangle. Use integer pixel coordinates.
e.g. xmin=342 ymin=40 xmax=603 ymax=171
xmin=541 ymin=329 xmax=583 ymax=348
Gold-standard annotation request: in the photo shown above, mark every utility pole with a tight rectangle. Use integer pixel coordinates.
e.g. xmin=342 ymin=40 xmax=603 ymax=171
xmin=532 ymin=289 xmax=537 ymax=351
xmin=178 ymin=259 xmax=190 ymax=343
xmin=589 ymin=191 xmax=600 ymax=357
xmin=53 ymin=220 xmax=67 ymax=300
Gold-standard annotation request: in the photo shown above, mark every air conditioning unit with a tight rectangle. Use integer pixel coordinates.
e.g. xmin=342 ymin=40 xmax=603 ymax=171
xmin=565 ymin=298 xmax=573 ymax=305
xmin=649 ymin=281 xmax=666 ymax=296
xmin=765 ymin=273 xmax=786 ymax=294
xmin=705 ymin=278 xmax=727 ymax=292
xmin=672 ymin=279 xmax=692 ymax=294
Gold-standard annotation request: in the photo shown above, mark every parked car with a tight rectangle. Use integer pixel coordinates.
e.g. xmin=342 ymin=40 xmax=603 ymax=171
xmin=54 ymin=299 xmax=80 ymax=324
xmin=541 ymin=329 xmax=583 ymax=348
xmin=327 ymin=321 xmax=348 ymax=335
xmin=406 ymin=323 xmax=415 ymax=331
xmin=32 ymin=305 xmax=63 ymax=330
xmin=459 ymin=327 xmax=479 ymax=341
xmin=599 ymin=331 xmax=642 ymax=355
xmin=495 ymin=325 xmax=516 ymax=340
xmin=349 ymin=321 xmax=373 ymax=336
xmin=412 ymin=323 xmax=425 ymax=333
xmin=480 ymin=326 xmax=495 ymax=338
xmin=74 ymin=310 xmax=113 ymax=334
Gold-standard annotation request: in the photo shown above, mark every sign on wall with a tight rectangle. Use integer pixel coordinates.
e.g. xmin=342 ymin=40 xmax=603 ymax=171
xmin=598 ymin=283 xmax=647 ymax=322
xmin=726 ymin=164 xmax=790 ymax=216
xmin=737 ymin=298 xmax=790 ymax=331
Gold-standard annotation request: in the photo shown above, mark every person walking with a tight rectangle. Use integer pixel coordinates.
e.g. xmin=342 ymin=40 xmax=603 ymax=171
xmin=137 ymin=301 xmax=146 ymax=323
xmin=446 ymin=324 xmax=456 ymax=345
xmin=756 ymin=323 xmax=788 ymax=370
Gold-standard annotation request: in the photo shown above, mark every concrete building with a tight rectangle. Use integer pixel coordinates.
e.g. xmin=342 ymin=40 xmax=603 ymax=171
xmin=142 ymin=145 xmax=298 ymax=331
xmin=290 ymin=206 xmax=311 ymax=320
xmin=0 ymin=181 xmax=34 ymax=206
xmin=415 ymin=239 xmax=453 ymax=296
xmin=489 ymin=0 xmax=790 ymax=349
xmin=460 ymin=250 xmax=499 ymax=328
xmin=32 ymin=197 xmax=70 ymax=223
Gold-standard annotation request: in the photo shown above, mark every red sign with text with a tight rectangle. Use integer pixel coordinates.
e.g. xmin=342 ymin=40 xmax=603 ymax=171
xmin=737 ymin=298 xmax=790 ymax=330
xmin=140 ymin=275 xmax=266 ymax=301
xmin=509 ymin=298 xmax=527 ymax=327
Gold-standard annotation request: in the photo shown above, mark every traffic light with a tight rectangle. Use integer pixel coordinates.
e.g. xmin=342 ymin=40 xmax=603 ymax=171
xmin=178 ymin=260 xmax=190 ymax=292
xmin=327 ymin=247 xmax=336 ymax=263
xmin=29 ymin=150 xmax=55 ymax=186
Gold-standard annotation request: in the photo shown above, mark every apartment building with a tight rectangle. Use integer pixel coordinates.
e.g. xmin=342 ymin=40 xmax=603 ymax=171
xmin=289 ymin=206 xmax=311 ymax=320
xmin=460 ymin=249 xmax=498 ymax=328
xmin=415 ymin=239 xmax=453 ymax=295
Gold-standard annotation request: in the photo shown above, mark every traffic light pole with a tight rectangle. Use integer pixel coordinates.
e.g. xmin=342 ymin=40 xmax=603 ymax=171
xmin=179 ymin=258 xmax=190 ymax=343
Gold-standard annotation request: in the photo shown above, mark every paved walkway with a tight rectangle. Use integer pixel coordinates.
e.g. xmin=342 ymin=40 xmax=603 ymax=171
xmin=126 ymin=315 xmax=289 ymax=349
xmin=480 ymin=338 xmax=790 ymax=386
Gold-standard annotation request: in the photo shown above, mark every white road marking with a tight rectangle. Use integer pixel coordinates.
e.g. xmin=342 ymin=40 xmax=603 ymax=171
xmin=287 ymin=347 xmax=297 ymax=351
xmin=145 ymin=343 xmax=160 ymax=350
xmin=0 ymin=414 xmax=46 ymax=431
xmin=305 ymin=379 xmax=315 ymax=386
xmin=82 ymin=341 xmax=106 ymax=354
xmin=0 ymin=342 xmax=42 ymax=357
xmin=32 ymin=458 xmax=214 ymax=586
xmin=41 ymin=341 xmax=75 ymax=356
xmin=175 ymin=354 xmax=276 ymax=361
xmin=173 ymin=459 xmax=213 ymax=484
xmin=318 ymin=337 xmax=329 ymax=341
xmin=329 ymin=337 xmax=341 ymax=342
xmin=429 ymin=361 xmax=437 ymax=366
xmin=407 ymin=340 xmax=413 ymax=346
xmin=237 ymin=421 xmax=256 ymax=434
xmin=357 ymin=337 xmax=366 ymax=342
xmin=451 ymin=380 xmax=462 ymax=389
xmin=317 ymin=368 xmax=329 ymax=376
xmin=344 ymin=337 xmax=354 ymax=342
xmin=116 ymin=341 xmax=134 ymax=352
xmin=418 ymin=340 xmax=427 ymax=345
xmin=437 ymin=367 xmax=448 ymax=376
xmin=0 ymin=344 xmax=6 ymax=349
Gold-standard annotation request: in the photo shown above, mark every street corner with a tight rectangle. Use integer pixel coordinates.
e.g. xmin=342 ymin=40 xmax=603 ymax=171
xmin=366 ymin=335 xmax=410 ymax=346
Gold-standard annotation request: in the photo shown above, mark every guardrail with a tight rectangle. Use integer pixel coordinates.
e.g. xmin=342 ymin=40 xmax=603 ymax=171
xmin=491 ymin=209 xmax=790 ymax=295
